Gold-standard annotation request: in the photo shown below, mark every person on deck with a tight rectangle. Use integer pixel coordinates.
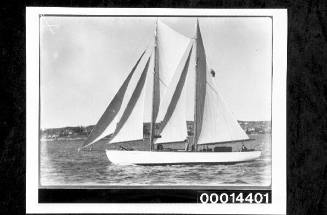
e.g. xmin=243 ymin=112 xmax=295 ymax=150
xmin=184 ymin=139 xmax=190 ymax=151
xmin=241 ymin=143 xmax=248 ymax=152
xmin=157 ymin=143 xmax=163 ymax=151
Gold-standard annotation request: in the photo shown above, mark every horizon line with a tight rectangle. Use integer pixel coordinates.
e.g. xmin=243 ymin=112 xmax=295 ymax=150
xmin=40 ymin=119 xmax=272 ymax=130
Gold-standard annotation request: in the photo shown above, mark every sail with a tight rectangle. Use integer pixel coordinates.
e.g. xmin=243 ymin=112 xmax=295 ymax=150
xmin=156 ymin=20 xmax=191 ymax=121
xmin=110 ymin=56 xmax=151 ymax=143
xmin=81 ymin=50 xmax=146 ymax=148
xmin=193 ymin=20 xmax=207 ymax=147
xmin=83 ymin=19 xmax=248 ymax=149
xmin=196 ymin=70 xmax=249 ymax=144
xmin=156 ymin=41 xmax=193 ymax=125
xmin=185 ymin=39 xmax=196 ymax=121
xmin=155 ymin=43 xmax=193 ymax=144
xmin=143 ymin=48 xmax=155 ymax=123
xmin=156 ymin=88 xmax=187 ymax=144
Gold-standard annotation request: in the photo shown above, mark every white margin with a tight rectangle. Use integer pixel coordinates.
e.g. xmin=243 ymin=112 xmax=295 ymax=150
xmin=26 ymin=7 xmax=287 ymax=214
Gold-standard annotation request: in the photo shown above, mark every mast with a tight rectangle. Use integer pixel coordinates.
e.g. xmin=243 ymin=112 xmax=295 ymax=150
xmin=150 ymin=18 xmax=160 ymax=151
xmin=193 ymin=19 xmax=198 ymax=152
xmin=193 ymin=18 xmax=207 ymax=151
xmin=192 ymin=19 xmax=249 ymax=146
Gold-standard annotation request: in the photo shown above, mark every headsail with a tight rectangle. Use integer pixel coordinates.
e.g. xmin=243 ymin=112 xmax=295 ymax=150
xmin=110 ymin=56 xmax=151 ymax=143
xmin=80 ymin=50 xmax=146 ymax=148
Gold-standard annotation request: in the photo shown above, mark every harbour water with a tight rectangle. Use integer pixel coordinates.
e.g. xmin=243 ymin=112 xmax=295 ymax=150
xmin=40 ymin=134 xmax=271 ymax=186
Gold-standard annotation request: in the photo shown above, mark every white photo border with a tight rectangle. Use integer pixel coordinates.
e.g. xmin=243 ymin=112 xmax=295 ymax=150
xmin=26 ymin=7 xmax=287 ymax=214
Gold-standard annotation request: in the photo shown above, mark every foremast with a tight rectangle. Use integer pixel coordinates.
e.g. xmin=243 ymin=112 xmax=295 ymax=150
xmin=150 ymin=19 xmax=160 ymax=151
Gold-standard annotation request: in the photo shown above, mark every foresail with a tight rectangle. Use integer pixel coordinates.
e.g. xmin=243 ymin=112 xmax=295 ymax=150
xmin=196 ymin=73 xmax=249 ymax=145
xmin=155 ymin=43 xmax=193 ymax=144
xmin=156 ymin=21 xmax=191 ymax=121
xmin=81 ymin=50 xmax=146 ymax=148
xmin=110 ymin=56 xmax=151 ymax=143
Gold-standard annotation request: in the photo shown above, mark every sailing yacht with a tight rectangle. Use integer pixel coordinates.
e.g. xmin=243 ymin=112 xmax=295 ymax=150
xmin=79 ymin=19 xmax=261 ymax=165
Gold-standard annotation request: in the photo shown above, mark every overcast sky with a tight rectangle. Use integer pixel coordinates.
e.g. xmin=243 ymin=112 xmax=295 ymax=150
xmin=40 ymin=16 xmax=272 ymax=129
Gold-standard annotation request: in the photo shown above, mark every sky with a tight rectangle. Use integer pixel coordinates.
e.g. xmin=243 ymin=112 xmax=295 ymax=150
xmin=40 ymin=16 xmax=272 ymax=129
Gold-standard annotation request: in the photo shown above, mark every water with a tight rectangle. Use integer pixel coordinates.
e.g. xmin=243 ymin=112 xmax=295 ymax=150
xmin=40 ymin=134 xmax=271 ymax=186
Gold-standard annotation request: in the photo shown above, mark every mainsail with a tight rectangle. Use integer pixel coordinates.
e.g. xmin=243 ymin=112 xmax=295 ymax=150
xmin=193 ymin=20 xmax=249 ymax=145
xmin=196 ymin=71 xmax=249 ymax=145
xmin=193 ymin=20 xmax=207 ymax=148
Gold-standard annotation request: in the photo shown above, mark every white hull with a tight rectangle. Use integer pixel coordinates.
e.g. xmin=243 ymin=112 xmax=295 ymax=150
xmin=105 ymin=150 xmax=261 ymax=165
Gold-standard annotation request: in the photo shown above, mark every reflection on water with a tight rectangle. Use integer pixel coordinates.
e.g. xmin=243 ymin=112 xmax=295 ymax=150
xmin=40 ymin=134 xmax=271 ymax=186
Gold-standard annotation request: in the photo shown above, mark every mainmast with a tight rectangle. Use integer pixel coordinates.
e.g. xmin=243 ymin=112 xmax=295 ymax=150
xmin=150 ymin=18 xmax=160 ymax=151
xmin=193 ymin=18 xmax=207 ymax=151
xmin=193 ymin=19 xmax=198 ymax=152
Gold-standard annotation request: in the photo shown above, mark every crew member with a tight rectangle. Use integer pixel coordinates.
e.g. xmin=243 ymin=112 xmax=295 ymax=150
xmin=157 ymin=143 xmax=163 ymax=151
xmin=241 ymin=143 xmax=248 ymax=152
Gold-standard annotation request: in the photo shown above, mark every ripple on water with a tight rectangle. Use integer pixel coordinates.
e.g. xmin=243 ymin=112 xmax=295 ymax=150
xmin=40 ymin=137 xmax=271 ymax=186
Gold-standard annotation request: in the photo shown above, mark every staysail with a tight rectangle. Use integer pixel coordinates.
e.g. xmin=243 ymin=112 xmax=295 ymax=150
xmin=150 ymin=20 xmax=191 ymax=149
xmin=156 ymin=39 xmax=193 ymax=125
xmin=155 ymin=43 xmax=193 ymax=144
xmin=81 ymin=50 xmax=146 ymax=148
xmin=156 ymin=20 xmax=192 ymax=121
